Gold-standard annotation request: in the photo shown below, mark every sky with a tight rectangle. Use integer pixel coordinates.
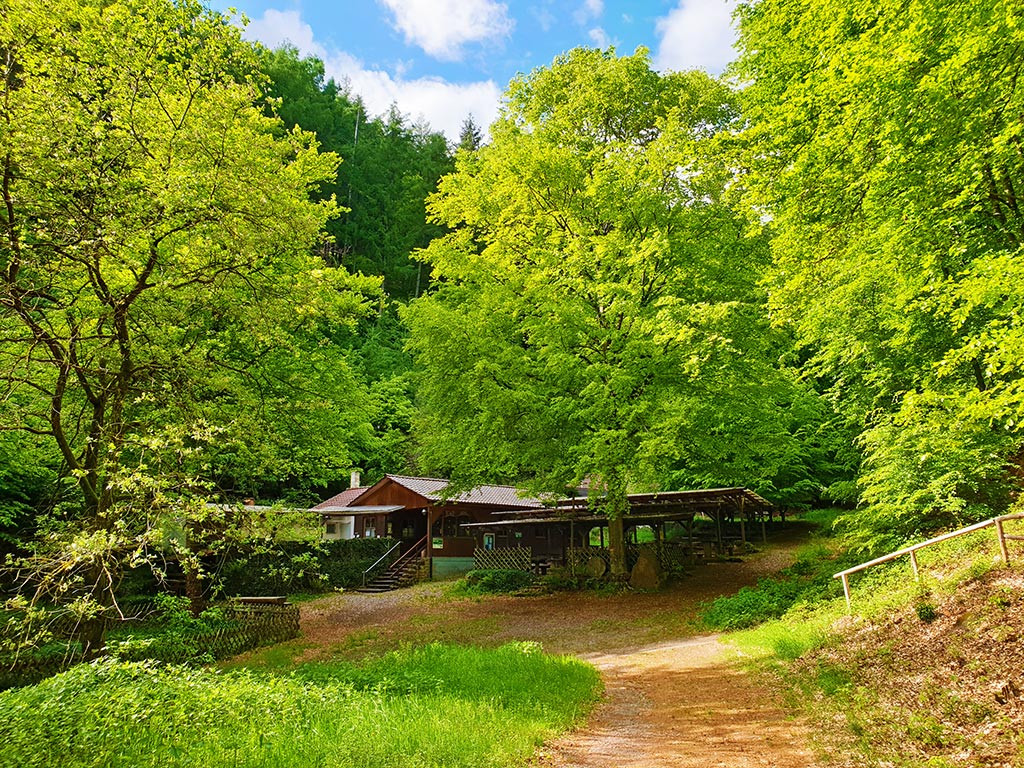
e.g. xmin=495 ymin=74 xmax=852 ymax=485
xmin=207 ymin=0 xmax=740 ymax=142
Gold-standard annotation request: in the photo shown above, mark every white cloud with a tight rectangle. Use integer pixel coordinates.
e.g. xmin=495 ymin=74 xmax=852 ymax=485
xmin=245 ymin=9 xmax=324 ymax=56
xmin=573 ymin=0 xmax=604 ymax=25
xmin=653 ymin=0 xmax=738 ymax=75
xmin=242 ymin=9 xmax=502 ymax=143
xmin=378 ymin=0 xmax=513 ymax=61
xmin=588 ymin=27 xmax=612 ymax=48
xmin=531 ymin=6 xmax=556 ymax=33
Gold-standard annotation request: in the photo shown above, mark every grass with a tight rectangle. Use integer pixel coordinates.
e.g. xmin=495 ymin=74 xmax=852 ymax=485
xmin=0 ymin=643 xmax=601 ymax=768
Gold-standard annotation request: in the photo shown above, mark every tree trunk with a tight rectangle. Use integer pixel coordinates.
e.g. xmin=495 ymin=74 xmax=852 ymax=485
xmin=607 ymin=514 xmax=627 ymax=579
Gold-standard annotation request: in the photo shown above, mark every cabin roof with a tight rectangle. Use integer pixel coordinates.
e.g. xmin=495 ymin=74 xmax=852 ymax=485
xmin=312 ymin=486 xmax=369 ymax=511
xmin=376 ymin=474 xmax=544 ymax=508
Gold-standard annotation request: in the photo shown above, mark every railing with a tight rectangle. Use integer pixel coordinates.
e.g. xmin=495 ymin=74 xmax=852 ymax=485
xmin=834 ymin=512 xmax=1024 ymax=612
xmin=362 ymin=540 xmax=402 ymax=587
xmin=391 ymin=535 xmax=427 ymax=572
xmin=361 ymin=536 xmax=428 ymax=587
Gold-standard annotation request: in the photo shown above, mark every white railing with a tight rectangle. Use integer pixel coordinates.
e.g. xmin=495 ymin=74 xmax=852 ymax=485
xmin=833 ymin=512 xmax=1024 ymax=612
xmin=362 ymin=541 xmax=402 ymax=587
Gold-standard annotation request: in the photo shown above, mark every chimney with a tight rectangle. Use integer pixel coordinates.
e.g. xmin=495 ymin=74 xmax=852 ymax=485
xmin=350 ymin=470 xmax=361 ymax=489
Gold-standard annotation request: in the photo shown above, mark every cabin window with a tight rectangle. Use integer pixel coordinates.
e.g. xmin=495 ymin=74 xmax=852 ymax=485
xmin=364 ymin=520 xmax=376 ymax=538
xmin=325 ymin=523 xmax=338 ymax=535
xmin=483 ymin=533 xmax=495 ymax=551
xmin=443 ymin=515 xmax=472 ymax=537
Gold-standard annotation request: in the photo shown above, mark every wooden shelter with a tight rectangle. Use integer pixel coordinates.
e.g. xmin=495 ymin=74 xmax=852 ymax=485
xmin=462 ymin=487 xmax=775 ymax=573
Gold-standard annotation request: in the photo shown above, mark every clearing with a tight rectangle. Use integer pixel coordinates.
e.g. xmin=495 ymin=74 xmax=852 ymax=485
xmin=250 ymin=527 xmax=820 ymax=767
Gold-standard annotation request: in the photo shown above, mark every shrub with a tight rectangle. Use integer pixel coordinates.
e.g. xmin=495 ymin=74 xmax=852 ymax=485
xmin=461 ymin=569 xmax=535 ymax=594
xmin=216 ymin=538 xmax=396 ymax=596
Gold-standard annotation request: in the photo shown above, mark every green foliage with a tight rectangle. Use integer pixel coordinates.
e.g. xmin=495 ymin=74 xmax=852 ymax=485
xmin=0 ymin=432 xmax=56 ymax=544
xmin=407 ymin=48 xmax=832 ymax=575
xmin=734 ymin=0 xmax=1024 ymax=538
xmin=914 ymin=601 xmax=938 ymax=623
xmin=0 ymin=644 xmax=600 ymax=768
xmin=1 ymin=0 xmax=377 ymax=522
xmin=259 ymin=45 xmax=453 ymax=300
xmin=106 ymin=595 xmax=234 ymax=665
xmin=458 ymin=569 xmax=536 ymax=595
xmin=216 ymin=538 xmax=396 ymax=595
xmin=701 ymin=521 xmax=851 ymax=630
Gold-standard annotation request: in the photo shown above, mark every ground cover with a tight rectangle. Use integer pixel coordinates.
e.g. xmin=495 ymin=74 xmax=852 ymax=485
xmin=715 ymin=515 xmax=1024 ymax=767
xmin=0 ymin=643 xmax=599 ymax=768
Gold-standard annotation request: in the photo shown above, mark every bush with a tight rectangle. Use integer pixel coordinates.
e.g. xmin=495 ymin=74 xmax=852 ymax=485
xmin=460 ymin=569 xmax=535 ymax=594
xmin=216 ymin=538 xmax=396 ymax=596
xmin=915 ymin=602 xmax=938 ymax=623
xmin=701 ymin=552 xmax=849 ymax=630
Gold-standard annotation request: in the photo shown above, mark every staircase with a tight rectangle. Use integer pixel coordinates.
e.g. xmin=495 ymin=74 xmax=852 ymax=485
xmin=358 ymin=537 xmax=427 ymax=593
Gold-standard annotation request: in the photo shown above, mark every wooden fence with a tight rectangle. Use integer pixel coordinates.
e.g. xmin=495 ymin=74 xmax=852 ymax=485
xmin=0 ymin=601 xmax=300 ymax=689
xmin=834 ymin=512 xmax=1024 ymax=612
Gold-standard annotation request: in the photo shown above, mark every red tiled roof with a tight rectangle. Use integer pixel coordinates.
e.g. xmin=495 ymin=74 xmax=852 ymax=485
xmin=312 ymin=486 xmax=368 ymax=511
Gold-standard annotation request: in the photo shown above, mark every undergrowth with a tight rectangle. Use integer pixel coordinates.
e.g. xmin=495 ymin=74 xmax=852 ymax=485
xmin=450 ymin=569 xmax=537 ymax=596
xmin=0 ymin=642 xmax=601 ymax=768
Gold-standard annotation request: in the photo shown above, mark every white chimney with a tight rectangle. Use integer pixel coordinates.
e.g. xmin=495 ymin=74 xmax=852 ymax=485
xmin=350 ymin=470 xmax=361 ymax=489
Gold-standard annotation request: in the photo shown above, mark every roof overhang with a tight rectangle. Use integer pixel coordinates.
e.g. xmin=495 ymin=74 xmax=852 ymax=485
xmin=318 ymin=505 xmax=403 ymax=516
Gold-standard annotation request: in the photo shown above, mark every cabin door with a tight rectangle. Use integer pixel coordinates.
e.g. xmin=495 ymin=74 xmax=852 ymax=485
xmin=390 ymin=509 xmax=427 ymax=553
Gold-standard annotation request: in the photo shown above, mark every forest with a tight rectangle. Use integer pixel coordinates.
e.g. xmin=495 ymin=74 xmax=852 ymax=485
xmin=1 ymin=0 xmax=1022 ymax=632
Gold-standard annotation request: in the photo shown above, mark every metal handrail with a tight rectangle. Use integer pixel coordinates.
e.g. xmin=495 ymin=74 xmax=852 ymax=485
xmin=362 ymin=541 xmax=402 ymax=587
xmin=834 ymin=512 xmax=1024 ymax=612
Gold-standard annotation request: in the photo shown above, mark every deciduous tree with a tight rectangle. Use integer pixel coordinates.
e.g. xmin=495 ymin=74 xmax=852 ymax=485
xmin=0 ymin=0 xmax=378 ymax=627
xmin=733 ymin=0 xmax=1024 ymax=545
xmin=407 ymin=48 xmax=813 ymax=576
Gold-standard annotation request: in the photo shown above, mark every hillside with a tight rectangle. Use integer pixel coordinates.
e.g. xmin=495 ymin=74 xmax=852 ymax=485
xmin=791 ymin=567 xmax=1024 ymax=767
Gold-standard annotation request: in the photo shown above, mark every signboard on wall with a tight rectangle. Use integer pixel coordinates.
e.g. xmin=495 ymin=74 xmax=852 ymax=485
xmin=432 ymin=537 xmax=444 ymax=549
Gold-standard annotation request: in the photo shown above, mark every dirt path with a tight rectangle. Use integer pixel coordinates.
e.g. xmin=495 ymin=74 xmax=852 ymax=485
xmin=291 ymin=529 xmax=820 ymax=767
xmin=538 ymin=635 xmax=815 ymax=768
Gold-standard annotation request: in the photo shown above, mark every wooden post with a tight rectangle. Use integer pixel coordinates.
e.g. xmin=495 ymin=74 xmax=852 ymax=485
xmin=740 ymin=519 xmax=746 ymax=548
xmin=687 ymin=518 xmax=695 ymax=565
xmin=841 ymin=573 xmax=851 ymax=614
xmin=761 ymin=515 xmax=767 ymax=544
xmin=996 ymin=518 xmax=1010 ymax=565
xmin=910 ymin=549 xmax=920 ymax=581
xmin=569 ymin=520 xmax=575 ymax=571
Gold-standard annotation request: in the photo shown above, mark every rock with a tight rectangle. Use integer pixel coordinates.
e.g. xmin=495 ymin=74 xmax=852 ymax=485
xmin=585 ymin=555 xmax=607 ymax=578
xmin=630 ymin=550 xmax=662 ymax=590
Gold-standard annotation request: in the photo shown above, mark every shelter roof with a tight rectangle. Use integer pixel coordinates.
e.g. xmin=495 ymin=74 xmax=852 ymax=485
xmin=319 ymin=505 xmax=403 ymax=516
xmin=490 ymin=486 xmax=772 ymax=522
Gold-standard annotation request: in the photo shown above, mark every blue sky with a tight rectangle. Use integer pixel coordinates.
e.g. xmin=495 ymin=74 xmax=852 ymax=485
xmin=208 ymin=0 xmax=739 ymax=141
